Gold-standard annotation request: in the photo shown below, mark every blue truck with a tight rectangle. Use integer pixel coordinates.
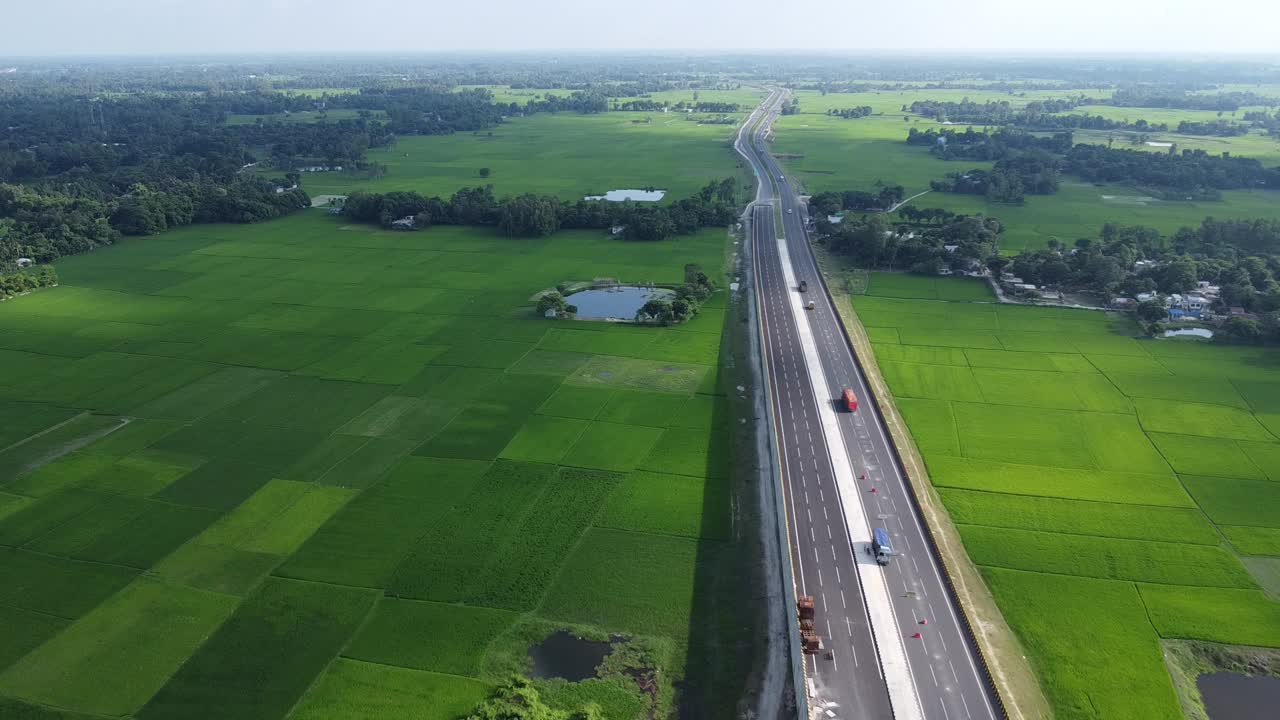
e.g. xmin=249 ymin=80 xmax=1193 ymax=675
xmin=871 ymin=528 xmax=893 ymax=565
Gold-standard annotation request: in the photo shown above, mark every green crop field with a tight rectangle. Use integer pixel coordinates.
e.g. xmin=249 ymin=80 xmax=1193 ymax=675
xmin=845 ymin=272 xmax=1280 ymax=719
xmin=292 ymin=110 xmax=751 ymax=201
xmin=772 ymin=89 xmax=1280 ymax=252
xmin=0 ymin=186 xmax=744 ymax=717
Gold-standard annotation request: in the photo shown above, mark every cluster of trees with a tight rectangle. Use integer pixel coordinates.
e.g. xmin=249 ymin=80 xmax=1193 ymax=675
xmin=808 ymin=185 xmax=905 ymax=215
xmin=907 ymin=97 xmax=1086 ymax=124
xmin=1103 ymin=88 xmax=1279 ymax=112
xmin=1063 ymin=144 xmax=1280 ymax=192
xmin=465 ymin=677 xmax=600 ymax=720
xmin=635 ymin=264 xmax=716 ymax=325
xmin=534 ymin=291 xmax=577 ymax=318
xmin=814 ymin=207 xmax=1001 ymax=273
xmin=930 ymin=152 xmax=1061 ymax=203
xmin=342 ymin=178 xmax=740 ymax=240
xmin=0 ymin=265 xmax=57 ymax=299
xmin=0 ymin=177 xmax=309 ymax=263
xmin=910 ymin=127 xmax=1280 ymax=197
xmin=905 ymin=99 xmax=1179 ymax=133
xmin=779 ymin=98 xmax=801 ymax=115
xmin=613 ymin=99 xmax=741 ymax=113
xmin=1022 ymin=113 xmax=1167 ymax=132
xmin=1004 ymin=218 xmax=1280 ymax=312
xmin=907 ymin=127 xmax=1073 ymax=161
xmin=1174 ymin=119 xmax=1249 ymax=137
xmin=828 ymin=106 xmax=873 ymax=119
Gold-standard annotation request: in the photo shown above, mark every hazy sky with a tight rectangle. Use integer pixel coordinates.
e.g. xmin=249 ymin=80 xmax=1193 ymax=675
xmin=5 ymin=0 xmax=1279 ymax=56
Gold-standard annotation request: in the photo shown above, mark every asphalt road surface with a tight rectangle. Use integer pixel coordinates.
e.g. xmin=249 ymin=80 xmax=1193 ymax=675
xmin=739 ymin=91 xmax=1001 ymax=720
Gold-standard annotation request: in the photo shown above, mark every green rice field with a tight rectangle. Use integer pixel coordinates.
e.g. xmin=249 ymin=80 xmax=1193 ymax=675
xmin=848 ymin=271 xmax=1280 ymax=719
xmin=0 ymin=207 xmax=744 ymax=719
xmin=772 ymin=89 xmax=1280 ymax=252
xmin=294 ymin=111 xmax=752 ymax=201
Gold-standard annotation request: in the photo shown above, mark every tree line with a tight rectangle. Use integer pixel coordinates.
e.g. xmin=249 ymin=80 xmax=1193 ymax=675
xmin=807 ymin=185 xmax=905 ymax=215
xmin=613 ymin=99 xmax=741 ymax=113
xmin=340 ymin=178 xmax=741 ymax=240
xmin=828 ymin=107 xmax=873 ymax=119
xmin=0 ymin=178 xmax=309 ymax=263
xmin=929 ymin=152 xmax=1061 ymax=204
xmin=1102 ymin=88 xmax=1280 ymax=112
xmin=0 ymin=265 xmax=58 ymax=300
xmin=811 ymin=203 xmax=1002 ymax=274
xmin=908 ymin=127 xmax=1280 ymax=200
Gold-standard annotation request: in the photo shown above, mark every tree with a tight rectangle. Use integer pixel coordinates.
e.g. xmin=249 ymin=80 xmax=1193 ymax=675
xmin=535 ymin=292 xmax=569 ymax=316
xmin=466 ymin=677 xmax=576 ymax=720
xmin=623 ymin=210 xmax=675 ymax=242
xmin=479 ymin=167 xmax=491 ymax=178
xmin=1157 ymin=257 xmax=1198 ymax=293
xmin=1217 ymin=317 xmax=1263 ymax=344
xmin=498 ymin=194 xmax=559 ymax=237
xmin=636 ymin=299 xmax=673 ymax=324
xmin=1135 ymin=299 xmax=1168 ymax=324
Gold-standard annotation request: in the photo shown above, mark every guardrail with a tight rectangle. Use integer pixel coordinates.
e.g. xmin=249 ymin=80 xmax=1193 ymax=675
xmin=803 ymin=227 xmax=1011 ymax=720
xmin=748 ymin=202 xmax=810 ymax=720
xmin=738 ymin=94 xmax=809 ymax=720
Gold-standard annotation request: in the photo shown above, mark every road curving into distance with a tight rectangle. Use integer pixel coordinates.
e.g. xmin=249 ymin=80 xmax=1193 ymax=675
xmin=737 ymin=90 xmax=1002 ymax=720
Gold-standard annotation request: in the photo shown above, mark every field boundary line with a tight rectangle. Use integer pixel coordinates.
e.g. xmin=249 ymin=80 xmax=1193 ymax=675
xmin=811 ymin=257 xmax=1053 ymax=720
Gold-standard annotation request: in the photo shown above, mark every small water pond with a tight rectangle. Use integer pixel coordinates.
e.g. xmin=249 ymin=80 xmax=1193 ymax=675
xmin=1198 ymin=672 xmax=1280 ymax=719
xmin=527 ymin=631 xmax=613 ymax=682
xmin=583 ymin=189 xmax=666 ymax=202
xmin=568 ymin=286 xmax=675 ymax=321
xmin=1164 ymin=327 xmax=1214 ymax=339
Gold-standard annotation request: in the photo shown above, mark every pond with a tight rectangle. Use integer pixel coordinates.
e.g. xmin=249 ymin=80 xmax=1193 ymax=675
xmin=1198 ymin=672 xmax=1280 ymax=719
xmin=583 ymin=189 xmax=666 ymax=202
xmin=527 ymin=631 xmax=613 ymax=682
xmin=568 ymin=286 xmax=675 ymax=321
xmin=1164 ymin=327 xmax=1214 ymax=339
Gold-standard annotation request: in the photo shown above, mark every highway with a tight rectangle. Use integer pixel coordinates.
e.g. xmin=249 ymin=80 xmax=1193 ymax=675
xmin=737 ymin=91 xmax=1001 ymax=720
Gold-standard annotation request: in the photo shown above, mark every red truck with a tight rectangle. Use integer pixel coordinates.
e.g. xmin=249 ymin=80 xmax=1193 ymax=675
xmin=842 ymin=388 xmax=858 ymax=412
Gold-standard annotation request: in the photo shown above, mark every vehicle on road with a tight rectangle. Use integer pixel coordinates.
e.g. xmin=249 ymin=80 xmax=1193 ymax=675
xmin=841 ymin=388 xmax=858 ymax=412
xmin=805 ymin=300 xmax=815 ymax=310
xmin=871 ymin=528 xmax=893 ymax=565
xmin=787 ymin=208 xmax=793 ymax=214
xmin=799 ymin=280 xmax=808 ymax=292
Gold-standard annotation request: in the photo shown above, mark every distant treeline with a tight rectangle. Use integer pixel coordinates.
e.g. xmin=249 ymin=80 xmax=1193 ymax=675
xmin=1101 ymin=88 xmax=1280 ymax=112
xmin=828 ymin=106 xmax=873 ymax=119
xmin=340 ymin=178 xmax=741 ymax=240
xmin=1064 ymin=144 xmax=1280 ymax=192
xmin=0 ymin=179 xmax=308 ymax=264
xmin=907 ymin=97 xmax=1087 ymax=123
xmin=612 ymin=100 xmax=741 ymax=113
xmin=906 ymin=127 xmax=1280 ymax=201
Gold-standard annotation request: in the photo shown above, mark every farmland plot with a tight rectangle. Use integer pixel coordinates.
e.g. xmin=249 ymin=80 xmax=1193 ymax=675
xmin=0 ymin=204 xmax=740 ymax=719
xmin=847 ymin=275 xmax=1280 ymax=718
